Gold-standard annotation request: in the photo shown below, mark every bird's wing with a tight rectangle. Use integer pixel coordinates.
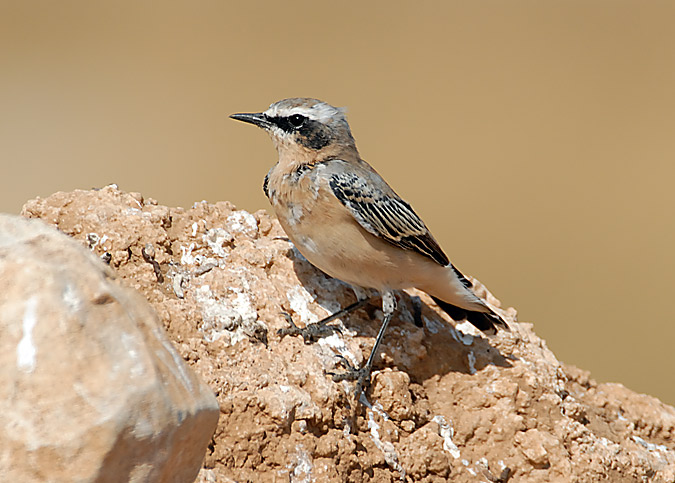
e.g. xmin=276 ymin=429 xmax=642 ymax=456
xmin=328 ymin=169 xmax=451 ymax=267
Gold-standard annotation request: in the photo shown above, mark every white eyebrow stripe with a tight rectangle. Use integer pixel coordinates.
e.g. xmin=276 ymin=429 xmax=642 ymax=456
xmin=264 ymin=103 xmax=346 ymax=123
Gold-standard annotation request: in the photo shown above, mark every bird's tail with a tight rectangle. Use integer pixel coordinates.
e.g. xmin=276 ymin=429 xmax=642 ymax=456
xmin=430 ymin=295 xmax=509 ymax=335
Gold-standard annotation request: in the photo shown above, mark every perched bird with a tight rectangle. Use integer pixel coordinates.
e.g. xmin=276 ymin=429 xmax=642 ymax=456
xmin=230 ymin=98 xmax=508 ymax=395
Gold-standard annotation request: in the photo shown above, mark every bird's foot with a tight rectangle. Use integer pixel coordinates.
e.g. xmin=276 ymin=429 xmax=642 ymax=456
xmin=327 ymin=355 xmax=373 ymax=397
xmin=277 ymin=312 xmax=342 ymax=344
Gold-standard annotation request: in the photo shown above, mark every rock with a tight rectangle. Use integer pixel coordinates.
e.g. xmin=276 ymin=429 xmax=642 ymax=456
xmin=515 ymin=429 xmax=556 ymax=468
xmin=22 ymin=185 xmax=675 ymax=482
xmin=0 ymin=213 xmax=219 ymax=482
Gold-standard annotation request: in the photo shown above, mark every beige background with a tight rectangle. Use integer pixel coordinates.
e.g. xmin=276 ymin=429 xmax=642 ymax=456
xmin=2 ymin=1 xmax=674 ymax=404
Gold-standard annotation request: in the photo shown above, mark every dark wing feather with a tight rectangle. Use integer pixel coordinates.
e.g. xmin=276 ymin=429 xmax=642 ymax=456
xmin=263 ymin=173 xmax=270 ymax=198
xmin=329 ymin=172 xmax=450 ymax=266
xmin=430 ymin=296 xmax=508 ymax=334
xmin=449 ymin=264 xmax=473 ymax=289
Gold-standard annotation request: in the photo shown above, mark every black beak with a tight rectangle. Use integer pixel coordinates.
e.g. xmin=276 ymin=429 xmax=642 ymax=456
xmin=229 ymin=112 xmax=272 ymax=129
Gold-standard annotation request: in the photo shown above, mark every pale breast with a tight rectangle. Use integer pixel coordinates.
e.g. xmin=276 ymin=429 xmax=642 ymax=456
xmin=266 ymin=163 xmax=320 ymax=227
xmin=266 ymin=161 xmax=443 ymax=291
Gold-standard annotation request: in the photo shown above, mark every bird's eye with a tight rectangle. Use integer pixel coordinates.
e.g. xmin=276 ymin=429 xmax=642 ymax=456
xmin=288 ymin=114 xmax=306 ymax=128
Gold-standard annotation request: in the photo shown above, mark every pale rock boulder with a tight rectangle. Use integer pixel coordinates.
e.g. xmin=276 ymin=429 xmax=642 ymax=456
xmin=0 ymin=214 xmax=219 ymax=482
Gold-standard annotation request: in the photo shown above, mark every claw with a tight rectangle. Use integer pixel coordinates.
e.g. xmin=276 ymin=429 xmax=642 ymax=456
xmin=334 ymin=354 xmax=354 ymax=370
xmin=277 ymin=312 xmax=301 ymax=339
xmin=327 ymin=356 xmax=373 ymax=396
xmin=275 ymin=296 xmax=377 ymax=398
xmin=277 ymin=311 xmax=341 ymax=343
xmin=325 ymin=354 xmax=356 ymax=379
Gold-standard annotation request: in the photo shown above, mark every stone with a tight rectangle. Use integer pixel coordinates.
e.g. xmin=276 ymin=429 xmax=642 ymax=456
xmin=0 ymin=213 xmax=219 ymax=482
xmin=21 ymin=185 xmax=675 ymax=482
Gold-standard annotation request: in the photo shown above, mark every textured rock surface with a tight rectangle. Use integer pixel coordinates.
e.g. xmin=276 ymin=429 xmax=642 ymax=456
xmin=22 ymin=185 xmax=675 ymax=482
xmin=0 ymin=213 xmax=219 ymax=482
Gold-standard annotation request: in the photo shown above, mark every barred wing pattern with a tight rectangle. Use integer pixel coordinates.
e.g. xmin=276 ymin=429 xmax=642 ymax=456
xmin=329 ymin=166 xmax=507 ymax=334
xmin=329 ymin=172 xmax=451 ymax=267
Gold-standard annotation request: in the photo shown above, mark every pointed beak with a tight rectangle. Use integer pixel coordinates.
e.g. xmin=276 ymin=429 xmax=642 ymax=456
xmin=229 ymin=112 xmax=272 ymax=129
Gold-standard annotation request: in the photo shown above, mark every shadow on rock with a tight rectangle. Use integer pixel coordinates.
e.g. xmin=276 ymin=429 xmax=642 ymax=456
xmin=288 ymin=245 xmax=512 ymax=386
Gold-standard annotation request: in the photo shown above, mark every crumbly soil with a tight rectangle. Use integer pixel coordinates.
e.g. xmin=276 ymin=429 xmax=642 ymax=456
xmin=22 ymin=185 xmax=675 ymax=482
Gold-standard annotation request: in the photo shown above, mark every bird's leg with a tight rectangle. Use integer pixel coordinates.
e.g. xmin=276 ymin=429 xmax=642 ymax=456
xmin=278 ymin=296 xmax=372 ymax=344
xmin=330 ymin=291 xmax=397 ymax=396
xmin=411 ymin=295 xmax=423 ymax=327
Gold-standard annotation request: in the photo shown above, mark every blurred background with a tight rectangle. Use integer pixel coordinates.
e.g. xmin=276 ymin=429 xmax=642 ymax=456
xmin=2 ymin=1 xmax=674 ymax=404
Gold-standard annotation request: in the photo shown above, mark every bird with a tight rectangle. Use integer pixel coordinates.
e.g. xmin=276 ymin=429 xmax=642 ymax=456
xmin=230 ymin=98 xmax=509 ymax=395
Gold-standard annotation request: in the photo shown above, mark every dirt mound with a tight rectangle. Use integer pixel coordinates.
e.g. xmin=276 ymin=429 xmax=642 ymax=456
xmin=22 ymin=185 xmax=675 ymax=482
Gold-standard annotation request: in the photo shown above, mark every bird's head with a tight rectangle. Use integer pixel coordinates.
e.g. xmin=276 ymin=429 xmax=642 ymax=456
xmin=230 ymin=98 xmax=357 ymax=160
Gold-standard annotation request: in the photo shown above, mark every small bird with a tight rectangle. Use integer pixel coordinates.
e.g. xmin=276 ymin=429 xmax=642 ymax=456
xmin=231 ymin=98 xmax=508 ymax=395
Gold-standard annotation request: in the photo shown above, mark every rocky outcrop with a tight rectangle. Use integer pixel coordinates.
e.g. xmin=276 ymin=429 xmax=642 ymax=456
xmin=21 ymin=185 xmax=675 ymax=482
xmin=0 ymin=213 xmax=219 ymax=482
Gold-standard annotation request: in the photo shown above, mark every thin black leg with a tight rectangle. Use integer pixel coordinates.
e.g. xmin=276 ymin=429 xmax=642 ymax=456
xmin=278 ymin=296 xmax=372 ymax=343
xmin=329 ymin=291 xmax=397 ymax=396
